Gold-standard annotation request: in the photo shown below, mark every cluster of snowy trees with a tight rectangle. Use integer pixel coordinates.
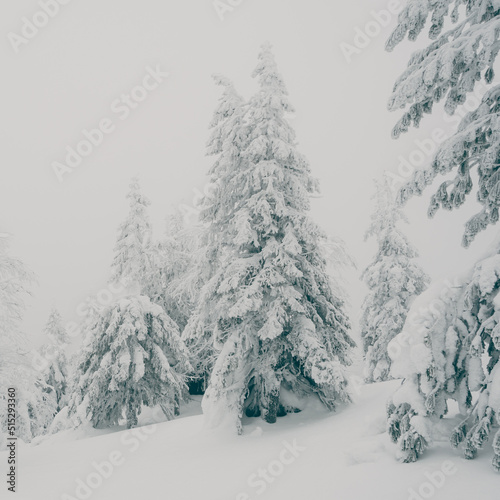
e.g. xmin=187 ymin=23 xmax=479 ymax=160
xmin=63 ymin=178 xmax=192 ymax=430
xmin=2 ymin=5 xmax=500 ymax=473
xmin=1 ymin=44 xmax=357 ymax=446
xmin=383 ymin=0 xmax=500 ymax=471
xmin=68 ymin=44 xmax=357 ymax=433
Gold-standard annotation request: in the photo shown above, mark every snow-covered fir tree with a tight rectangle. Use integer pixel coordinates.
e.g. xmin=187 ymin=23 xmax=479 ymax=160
xmin=0 ymin=235 xmax=55 ymax=447
xmin=385 ymin=1 xmax=500 ymax=470
xmin=361 ymin=177 xmax=429 ymax=383
xmin=39 ymin=308 xmax=70 ymax=411
xmin=182 ymin=74 xmax=248 ymax=394
xmin=387 ymin=1 xmax=500 ymax=247
xmin=43 ymin=307 xmax=68 ymax=345
xmin=68 ymin=296 xmax=191 ymax=429
xmin=110 ymin=177 xmax=152 ymax=292
xmin=199 ymin=44 xmax=355 ymax=433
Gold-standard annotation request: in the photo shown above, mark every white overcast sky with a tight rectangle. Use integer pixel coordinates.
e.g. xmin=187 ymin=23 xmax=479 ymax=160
xmin=1 ymin=0 xmax=495 ymax=345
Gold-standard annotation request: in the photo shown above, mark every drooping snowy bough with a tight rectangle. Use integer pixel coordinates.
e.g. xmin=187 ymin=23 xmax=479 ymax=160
xmin=385 ymin=0 xmax=500 ymax=470
xmin=387 ymin=245 xmax=500 ymax=470
xmin=388 ymin=0 xmax=500 ymax=247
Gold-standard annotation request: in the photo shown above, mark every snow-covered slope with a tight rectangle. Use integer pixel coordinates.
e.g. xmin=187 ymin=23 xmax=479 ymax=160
xmin=3 ymin=381 xmax=496 ymax=500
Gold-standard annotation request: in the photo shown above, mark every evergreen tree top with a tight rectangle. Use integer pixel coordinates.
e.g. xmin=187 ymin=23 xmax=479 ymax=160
xmin=252 ymin=43 xmax=289 ymax=92
xmin=366 ymin=177 xmax=406 ymax=237
xmin=206 ymin=74 xmax=246 ymax=165
xmin=127 ymin=177 xmax=151 ymax=209
xmin=110 ymin=177 xmax=152 ymax=288
xmin=249 ymin=43 xmax=294 ymax=116
xmin=43 ymin=308 xmax=69 ymax=345
xmin=365 ymin=176 xmax=418 ymax=259
xmin=208 ymin=74 xmax=244 ymax=131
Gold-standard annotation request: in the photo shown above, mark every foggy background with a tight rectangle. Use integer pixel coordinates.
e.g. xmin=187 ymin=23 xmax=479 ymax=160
xmin=0 ymin=0 xmax=493 ymax=347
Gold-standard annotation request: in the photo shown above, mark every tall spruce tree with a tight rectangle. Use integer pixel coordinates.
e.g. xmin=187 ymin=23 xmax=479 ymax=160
xmin=361 ymin=177 xmax=429 ymax=383
xmin=386 ymin=1 xmax=500 ymax=470
xmin=200 ymin=44 xmax=355 ymax=433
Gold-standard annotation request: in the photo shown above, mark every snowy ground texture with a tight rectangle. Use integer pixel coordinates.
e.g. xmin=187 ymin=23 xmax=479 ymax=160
xmin=3 ymin=380 xmax=497 ymax=500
